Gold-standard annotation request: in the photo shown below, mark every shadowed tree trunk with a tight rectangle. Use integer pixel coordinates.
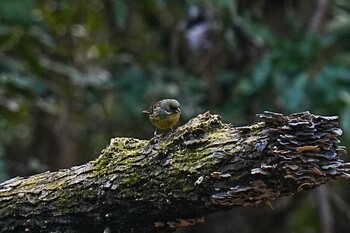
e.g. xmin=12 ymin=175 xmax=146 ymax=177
xmin=0 ymin=111 xmax=349 ymax=233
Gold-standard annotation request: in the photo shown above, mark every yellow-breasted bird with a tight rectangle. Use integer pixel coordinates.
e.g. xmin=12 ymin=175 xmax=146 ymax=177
xmin=143 ymin=99 xmax=181 ymax=135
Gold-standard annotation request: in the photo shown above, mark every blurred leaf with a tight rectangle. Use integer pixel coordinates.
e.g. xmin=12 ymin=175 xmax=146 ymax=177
xmin=0 ymin=0 xmax=35 ymax=25
xmin=236 ymin=17 xmax=276 ymax=46
xmin=237 ymin=78 xmax=255 ymax=95
xmin=335 ymin=0 xmax=350 ymax=13
xmin=251 ymin=52 xmax=273 ymax=87
xmin=314 ymin=65 xmax=350 ymax=107
xmin=0 ymin=73 xmax=46 ymax=96
xmin=217 ymin=70 xmax=237 ymax=85
xmin=288 ymin=201 xmax=319 ymax=233
xmin=108 ymin=65 xmax=150 ymax=129
xmin=341 ymin=107 xmax=350 ymax=137
xmin=113 ymin=0 xmax=128 ymax=28
xmin=279 ymin=73 xmax=309 ymax=112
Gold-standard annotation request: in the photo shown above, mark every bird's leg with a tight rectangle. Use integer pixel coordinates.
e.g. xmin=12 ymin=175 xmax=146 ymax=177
xmin=153 ymin=129 xmax=157 ymax=137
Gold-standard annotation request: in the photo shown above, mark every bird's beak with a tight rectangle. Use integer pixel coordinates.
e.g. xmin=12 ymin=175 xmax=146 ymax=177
xmin=175 ymin=108 xmax=181 ymax=113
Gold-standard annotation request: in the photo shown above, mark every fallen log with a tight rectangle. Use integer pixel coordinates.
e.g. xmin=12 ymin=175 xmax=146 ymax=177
xmin=0 ymin=111 xmax=349 ymax=233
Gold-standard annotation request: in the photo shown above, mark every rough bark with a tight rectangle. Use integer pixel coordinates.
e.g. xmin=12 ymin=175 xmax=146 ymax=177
xmin=0 ymin=111 xmax=349 ymax=233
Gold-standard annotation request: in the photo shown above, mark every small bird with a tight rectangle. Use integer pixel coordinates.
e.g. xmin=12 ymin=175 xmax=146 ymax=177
xmin=143 ymin=99 xmax=181 ymax=135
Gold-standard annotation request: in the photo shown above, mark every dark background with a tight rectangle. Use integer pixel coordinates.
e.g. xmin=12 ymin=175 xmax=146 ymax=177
xmin=1 ymin=0 xmax=350 ymax=232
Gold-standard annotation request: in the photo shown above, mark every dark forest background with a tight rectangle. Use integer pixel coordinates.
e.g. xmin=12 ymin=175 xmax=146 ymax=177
xmin=1 ymin=0 xmax=350 ymax=232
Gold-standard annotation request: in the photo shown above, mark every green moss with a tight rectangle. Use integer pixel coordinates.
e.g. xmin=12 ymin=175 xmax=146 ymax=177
xmin=90 ymin=138 xmax=150 ymax=193
xmin=182 ymin=185 xmax=194 ymax=193
xmin=58 ymin=192 xmax=70 ymax=206
xmin=57 ymin=190 xmax=75 ymax=214
xmin=123 ymin=173 xmax=140 ymax=185
xmin=119 ymin=188 xmax=133 ymax=197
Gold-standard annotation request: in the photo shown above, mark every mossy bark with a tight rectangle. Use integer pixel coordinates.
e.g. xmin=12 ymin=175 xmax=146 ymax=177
xmin=0 ymin=111 xmax=349 ymax=233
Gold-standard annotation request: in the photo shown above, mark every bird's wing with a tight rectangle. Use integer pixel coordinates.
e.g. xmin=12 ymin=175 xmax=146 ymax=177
xmin=150 ymin=101 xmax=162 ymax=116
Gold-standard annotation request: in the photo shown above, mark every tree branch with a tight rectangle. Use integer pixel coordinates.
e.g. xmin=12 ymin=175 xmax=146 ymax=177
xmin=0 ymin=111 xmax=349 ymax=233
xmin=308 ymin=0 xmax=331 ymax=34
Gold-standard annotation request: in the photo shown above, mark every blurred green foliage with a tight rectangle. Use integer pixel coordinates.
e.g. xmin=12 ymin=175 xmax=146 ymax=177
xmin=1 ymin=0 xmax=350 ymax=232
xmin=289 ymin=201 xmax=320 ymax=233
